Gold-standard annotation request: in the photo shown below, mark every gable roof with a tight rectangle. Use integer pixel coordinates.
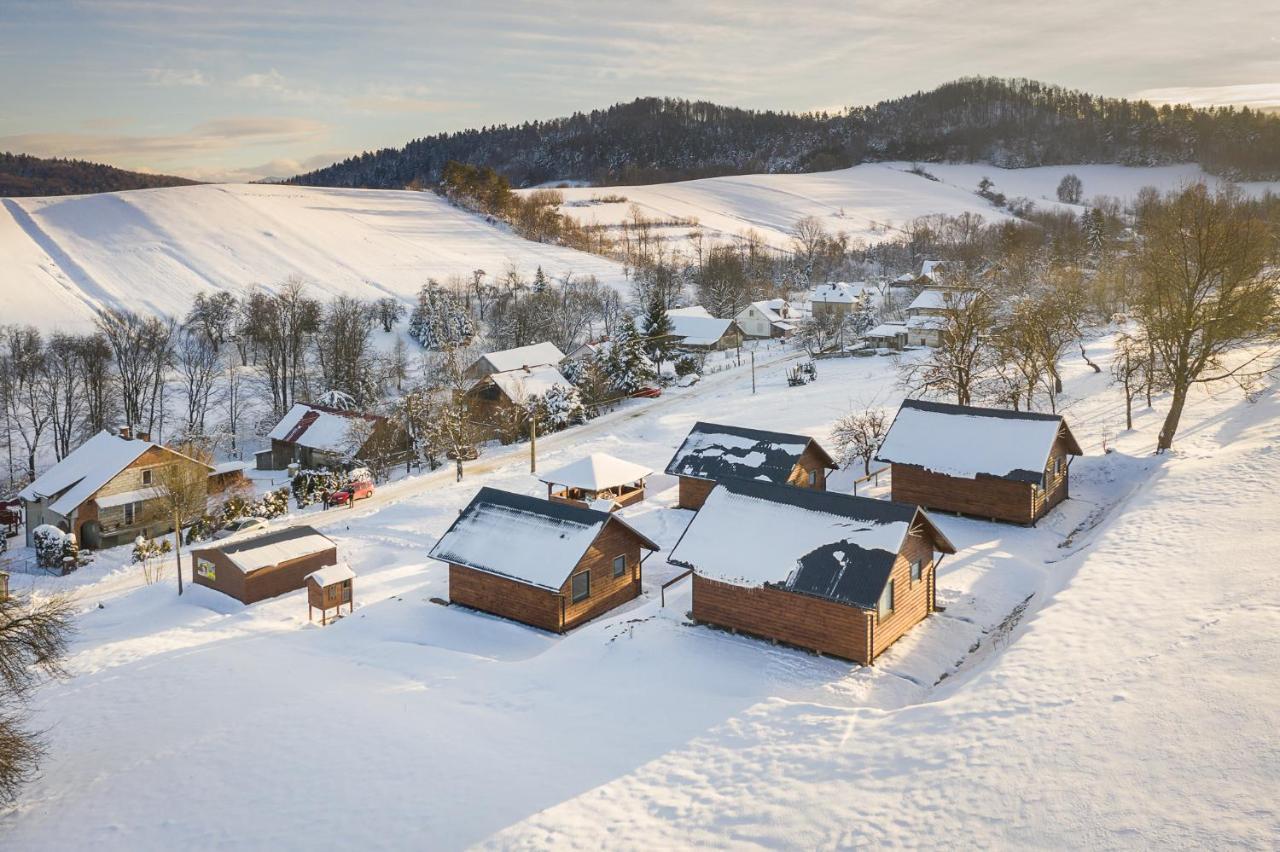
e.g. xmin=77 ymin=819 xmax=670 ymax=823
xmin=205 ymin=525 xmax=336 ymax=576
xmin=920 ymin=260 xmax=949 ymax=280
xmin=306 ymin=563 xmax=356 ymax=587
xmin=907 ymin=288 xmax=949 ymax=312
xmin=537 ymin=453 xmax=652 ymax=491
xmin=476 ymin=342 xmax=565 ymax=374
xmin=481 ymin=364 xmax=574 ymax=403
xmin=268 ymin=403 xmax=382 ymax=454
xmin=660 ymin=307 xmax=736 ymax=347
xmin=668 ymin=479 xmax=954 ymax=608
xmin=808 ymin=282 xmax=868 ymax=304
xmin=428 ymin=488 xmax=658 ymax=591
xmin=876 ymin=399 xmax=1084 ymax=483
xmin=664 ymin=422 xmax=836 ymax=485
xmin=18 ymin=430 xmax=211 ymax=516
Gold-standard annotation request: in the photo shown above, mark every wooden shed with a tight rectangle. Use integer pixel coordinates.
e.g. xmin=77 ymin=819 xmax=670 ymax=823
xmin=875 ymin=399 xmax=1084 ymax=525
xmin=429 ymin=487 xmax=659 ymax=633
xmin=664 ymin=422 xmax=838 ymax=510
xmin=668 ymin=479 xmax=956 ymax=665
xmin=537 ymin=453 xmax=651 ymax=511
xmin=306 ymin=563 xmax=355 ymax=624
xmin=190 ymin=525 xmax=337 ymax=604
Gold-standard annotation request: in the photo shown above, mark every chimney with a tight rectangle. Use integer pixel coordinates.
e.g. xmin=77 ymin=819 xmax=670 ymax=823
xmin=118 ymin=426 xmax=132 ymax=440
xmin=136 ymin=431 xmax=151 ymax=443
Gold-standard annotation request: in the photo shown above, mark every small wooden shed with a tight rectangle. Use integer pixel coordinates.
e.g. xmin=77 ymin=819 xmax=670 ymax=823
xmin=669 ymin=479 xmax=956 ymax=665
xmin=190 ymin=525 xmax=337 ymax=604
xmin=306 ymin=563 xmax=355 ymax=624
xmin=537 ymin=453 xmax=652 ymax=511
xmin=429 ymin=487 xmax=659 ymax=633
xmin=664 ymin=421 xmax=838 ymax=510
xmin=0 ymin=570 xmax=9 ymax=602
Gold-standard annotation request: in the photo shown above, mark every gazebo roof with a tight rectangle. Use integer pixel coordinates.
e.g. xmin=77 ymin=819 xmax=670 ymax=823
xmin=537 ymin=453 xmax=652 ymax=491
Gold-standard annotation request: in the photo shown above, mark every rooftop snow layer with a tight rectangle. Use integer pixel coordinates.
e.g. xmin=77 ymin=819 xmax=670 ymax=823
xmin=306 ymin=563 xmax=356 ymax=587
xmin=659 ymin=307 xmax=734 ymax=346
xmin=808 ymin=282 xmax=868 ymax=304
xmin=478 ymin=342 xmax=566 ymax=374
xmin=907 ymin=288 xmax=949 ymax=312
xmin=213 ymin=526 xmax=336 ymax=575
xmin=486 ymin=365 xmax=574 ymax=402
xmin=537 ymin=453 xmax=652 ymax=491
xmin=876 ymin=399 xmax=1081 ymax=483
xmin=429 ymin=487 xmax=656 ymax=590
xmin=668 ymin=479 xmax=942 ymax=604
xmin=664 ymin=422 xmax=831 ymax=484
xmin=268 ymin=403 xmax=376 ymax=453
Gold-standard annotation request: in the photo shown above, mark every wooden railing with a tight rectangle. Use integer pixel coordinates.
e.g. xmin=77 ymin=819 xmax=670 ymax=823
xmin=660 ymin=569 xmax=694 ymax=607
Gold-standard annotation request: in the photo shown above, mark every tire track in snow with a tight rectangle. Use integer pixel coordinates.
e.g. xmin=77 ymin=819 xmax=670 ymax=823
xmin=1 ymin=198 xmax=114 ymax=318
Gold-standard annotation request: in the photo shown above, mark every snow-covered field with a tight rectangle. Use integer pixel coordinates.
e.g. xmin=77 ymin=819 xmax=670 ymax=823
xmin=3 ymin=335 xmax=1277 ymax=849
xmin=539 ymin=162 xmax=1280 ymax=252
xmin=0 ymin=184 xmax=628 ymax=331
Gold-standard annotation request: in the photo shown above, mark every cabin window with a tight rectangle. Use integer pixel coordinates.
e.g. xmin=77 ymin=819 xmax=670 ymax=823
xmin=910 ymin=560 xmax=923 ymax=583
xmin=342 ymin=579 xmax=351 ymax=589
xmin=571 ymin=571 xmax=591 ymax=603
xmin=141 ymin=468 xmax=153 ymax=486
xmin=807 ymin=469 xmax=818 ymax=486
xmin=124 ymin=502 xmax=136 ymax=525
xmin=612 ymin=554 xmax=627 ymax=578
xmin=878 ymin=579 xmax=895 ymax=619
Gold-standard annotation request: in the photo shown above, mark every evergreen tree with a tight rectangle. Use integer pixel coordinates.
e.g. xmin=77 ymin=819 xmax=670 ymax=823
xmin=604 ymin=317 xmax=655 ymax=396
xmin=532 ymin=266 xmax=548 ymax=293
xmin=407 ymin=282 xmax=476 ymax=350
xmin=639 ymin=292 xmax=674 ymax=377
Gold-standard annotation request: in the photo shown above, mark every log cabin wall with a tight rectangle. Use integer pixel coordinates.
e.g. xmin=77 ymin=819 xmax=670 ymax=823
xmin=448 ymin=564 xmax=563 ymax=632
xmin=870 ymin=526 xmax=938 ymax=659
xmin=787 ymin=445 xmax=830 ymax=491
xmin=189 ymin=546 xmax=337 ymax=604
xmin=890 ymin=464 xmax=1040 ymax=525
xmin=558 ymin=520 xmax=644 ymax=630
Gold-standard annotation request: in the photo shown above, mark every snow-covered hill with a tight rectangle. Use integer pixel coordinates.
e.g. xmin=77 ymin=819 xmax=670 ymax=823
xmin=541 ymin=162 xmax=1280 ymax=252
xmin=0 ymin=184 xmax=629 ymax=331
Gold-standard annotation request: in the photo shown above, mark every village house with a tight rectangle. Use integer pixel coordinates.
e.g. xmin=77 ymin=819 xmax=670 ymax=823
xmin=465 ymin=363 xmax=576 ymax=441
xmin=18 ymin=429 xmax=213 ymax=550
xmin=260 ymin=402 xmax=400 ymax=471
xmin=190 ymin=525 xmax=338 ymax=605
xmin=429 ymin=487 xmax=659 ymax=632
xmin=665 ymin=422 xmax=838 ymax=510
xmin=659 ymin=306 xmax=743 ymax=351
xmin=463 ymin=341 xmax=565 ymax=382
xmin=537 ymin=452 xmax=651 ymax=511
xmin=734 ymin=299 xmax=797 ymax=339
xmin=903 ymin=288 xmax=950 ymax=347
xmin=807 ymin=282 xmax=869 ymax=319
xmin=863 ymin=321 xmax=908 ymax=350
xmin=875 ymin=399 xmax=1084 ymax=525
xmin=668 ymin=479 xmax=956 ymax=664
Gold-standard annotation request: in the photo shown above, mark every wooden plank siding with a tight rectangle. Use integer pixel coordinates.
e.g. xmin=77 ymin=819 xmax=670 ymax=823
xmin=85 ymin=446 xmax=210 ymax=547
xmin=189 ymin=546 xmax=338 ymax=605
xmin=448 ymin=564 xmax=563 ymax=632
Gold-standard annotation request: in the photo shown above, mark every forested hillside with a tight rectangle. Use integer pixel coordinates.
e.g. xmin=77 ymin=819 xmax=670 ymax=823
xmin=292 ymin=78 xmax=1280 ymax=189
xmin=0 ymin=152 xmax=197 ymax=197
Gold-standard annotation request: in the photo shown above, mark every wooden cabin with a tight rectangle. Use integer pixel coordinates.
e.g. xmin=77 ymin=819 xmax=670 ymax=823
xmin=190 ymin=526 xmax=337 ymax=604
xmin=306 ymin=564 xmax=355 ymax=624
xmin=262 ymin=403 xmax=402 ymax=471
xmin=464 ymin=342 xmax=565 ymax=382
xmin=668 ymin=479 xmax=956 ymax=665
xmin=875 ymin=399 xmax=1084 ymax=526
xmin=537 ymin=453 xmax=651 ymax=511
xmin=664 ymin=422 xmax=838 ymax=510
xmin=465 ymin=364 xmax=577 ymax=443
xmin=429 ymin=488 xmax=659 ymax=633
xmin=17 ymin=429 xmax=213 ymax=550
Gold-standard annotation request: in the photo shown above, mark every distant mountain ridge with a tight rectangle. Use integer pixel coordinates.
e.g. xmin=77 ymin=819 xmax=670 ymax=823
xmin=292 ymin=77 xmax=1280 ymax=189
xmin=0 ymin=152 xmax=197 ymax=197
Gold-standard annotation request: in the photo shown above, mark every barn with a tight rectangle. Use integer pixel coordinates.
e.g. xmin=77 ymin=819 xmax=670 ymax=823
xmin=875 ymin=399 xmax=1084 ymax=525
xmin=429 ymin=488 xmax=659 ymax=632
xmin=190 ymin=525 xmax=338 ymax=604
xmin=664 ymin=422 xmax=838 ymax=509
xmin=668 ymin=479 xmax=956 ymax=664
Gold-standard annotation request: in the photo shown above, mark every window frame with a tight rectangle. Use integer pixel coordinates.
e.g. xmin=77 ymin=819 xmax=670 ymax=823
xmin=124 ymin=501 xmax=136 ymax=526
xmin=612 ymin=554 xmax=627 ymax=578
xmin=878 ymin=578 xmax=895 ymax=619
xmin=910 ymin=559 xmax=923 ymax=583
xmin=807 ymin=468 xmax=818 ymax=486
xmin=141 ymin=468 xmax=154 ymax=486
xmin=570 ymin=570 xmax=591 ymax=603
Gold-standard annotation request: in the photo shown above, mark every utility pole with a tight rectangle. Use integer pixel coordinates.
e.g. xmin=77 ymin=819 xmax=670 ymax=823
xmin=751 ymin=351 xmax=756 ymax=395
xmin=529 ymin=416 xmax=537 ymax=474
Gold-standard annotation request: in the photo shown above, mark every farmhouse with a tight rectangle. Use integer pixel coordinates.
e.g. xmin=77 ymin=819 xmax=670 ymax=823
xmin=18 ymin=429 xmax=213 ymax=550
xmin=463 ymin=341 xmax=565 ymax=381
xmin=735 ymin=299 xmax=797 ymax=339
xmin=466 ymin=363 xmax=576 ymax=441
xmin=537 ymin=452 xmax=651 ymax=511
xmin=863 ymin=321 xmax=908 ymax=350
xmin=430 ymin=487 xmax=659 ymax=632
xmin=808 ymin=282 xmax=868 ymax=319
xmin=875 ymin=399 xmax=1084 ymax=525
xmin=668 ymin=479 xmax=956 ymax=664
xmin=664 ymin=421 xmax=837 ymax=509
xmin=655 ymin=306 xmax=743 ymax=351
xmin=261 ymin=403 xmax=399 ymax=471
xmin=903 ymin=289 xmax=950 ymax=347
xmin=190 ymin=525 xmax=338 ymax=605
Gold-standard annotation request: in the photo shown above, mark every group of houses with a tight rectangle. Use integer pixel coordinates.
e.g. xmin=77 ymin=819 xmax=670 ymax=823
xmin=422 ymin=398 xmax=1081 ymax=666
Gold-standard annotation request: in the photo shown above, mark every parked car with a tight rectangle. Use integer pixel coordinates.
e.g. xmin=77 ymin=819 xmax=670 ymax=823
xmin=632 ymin=386 xmax=662 ymax=399
xmin=213 ymin=516 xmax=269 ymax=540
xmin=329 ymin=480 xmax=374 ymax=506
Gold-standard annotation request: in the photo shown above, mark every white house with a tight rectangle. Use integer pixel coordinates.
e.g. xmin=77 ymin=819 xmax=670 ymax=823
xmin=807 ymin=282 xmax=871 ymax=319
xmin=904 ymin=288 xmax=951 ymax=347
xmin=735 ymin=299 xmax=797 ymax=339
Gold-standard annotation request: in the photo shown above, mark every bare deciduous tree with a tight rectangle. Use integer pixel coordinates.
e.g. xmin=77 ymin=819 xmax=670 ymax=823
xmin=829 ymin=406 xmax=890 ymax=475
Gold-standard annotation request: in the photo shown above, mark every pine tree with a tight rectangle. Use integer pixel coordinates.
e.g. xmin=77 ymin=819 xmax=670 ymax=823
xmin=407 ymin=282 xmax=476 ymax=349
xmin=640 ymin=292 xmax=674 ymax=376
xmin=605 ymin=317 xmax=655 ymax=395
xmin=532 ymin=266 xmax=548 ymax=293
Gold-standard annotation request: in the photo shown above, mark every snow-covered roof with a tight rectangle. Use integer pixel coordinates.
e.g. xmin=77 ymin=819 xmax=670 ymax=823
xmin=668 ymin=479 xmax=953 ymax=606
xmin=210 ymin=526 xmax=336 ymax=575
xmin=428 ymin=488 xmax=657 ymax=591
xmin=907 ymin=289 xmax=949 ymax=313
xmin=306 ymin=563 xmax=356 ymax=587
xmin=18 ymin=430 xmax=210 ymax=516
xmin=485 ymin=364 xmax=574 ymax=402
xmin=96 ymin=487 xmax=163 ymax=509
xmin=210 ymin=460 xmax=250 ymax=475
xmin=808 ymin=282 xmax=868 ymax=304
xmin=478 ymin=342 xmax=565 ymax=373
xmin=537 ymin=453 xmax=652 ymax=491
xmin=740 ymin=299 xmax=793 ymax=324
xmin=921 ymin=260 xmax=949 ymax=281
xmin=660 ymin=307 xmax=735 ymax=347
xmin=876 ymin=399 xmax=1084 ymax=483
xmin=906 ymin=315 xmax=948 ymax=331
xmin=865 ymin=322 xmax=907 ymax=339
xmin=268 ymin=403 xmax=380 ymax=454
xmin=664 ymin=422 xmax=836 ymax=485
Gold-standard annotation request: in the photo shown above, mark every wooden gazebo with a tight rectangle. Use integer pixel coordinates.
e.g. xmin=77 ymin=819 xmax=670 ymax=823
xmin=537 ymin=453 xmax=652 ymax=511
xmin=305 ymin=563 xmax=355 ymax=625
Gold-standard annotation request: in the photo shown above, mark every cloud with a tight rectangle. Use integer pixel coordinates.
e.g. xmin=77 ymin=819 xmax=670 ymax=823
xmin=146 ymin=67 xmax=209 ymax=87
xmin=1133 ymin=83 xmax=1280 ymax=112
xmin=234 ymin=69 xmax=321 ymax=103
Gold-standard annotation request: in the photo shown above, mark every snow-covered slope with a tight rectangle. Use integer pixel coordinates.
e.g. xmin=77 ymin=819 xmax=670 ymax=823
xmin=541 ymin=162 xmax=1280 ymax=252
xmin=0 ymin=184 xmax=628 ymax=331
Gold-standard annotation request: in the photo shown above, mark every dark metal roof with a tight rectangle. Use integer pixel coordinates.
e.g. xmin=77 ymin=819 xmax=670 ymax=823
xmin=718 ymin=476 xmax=919 ymax=526
xmin=663 ymin=421 xmax=836 ymax=484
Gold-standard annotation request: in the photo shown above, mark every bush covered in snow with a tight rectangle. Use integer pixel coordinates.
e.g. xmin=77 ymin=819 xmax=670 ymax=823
xmin=32 ymin=525 xmax=69 ymax=569
xmin=407 ymin=282 xmax=475 ymax=350
xmin=526 ymin=383 xmax=586 ymax=432
xmin=291 ymin=469 xmax=345 ymax=508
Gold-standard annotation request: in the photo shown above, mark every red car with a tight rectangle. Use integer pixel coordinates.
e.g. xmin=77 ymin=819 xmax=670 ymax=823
xmin=328 ymin=480 xmax=374 ymax=506
xmin=631 ymin=386 xmax=662 ymax=399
